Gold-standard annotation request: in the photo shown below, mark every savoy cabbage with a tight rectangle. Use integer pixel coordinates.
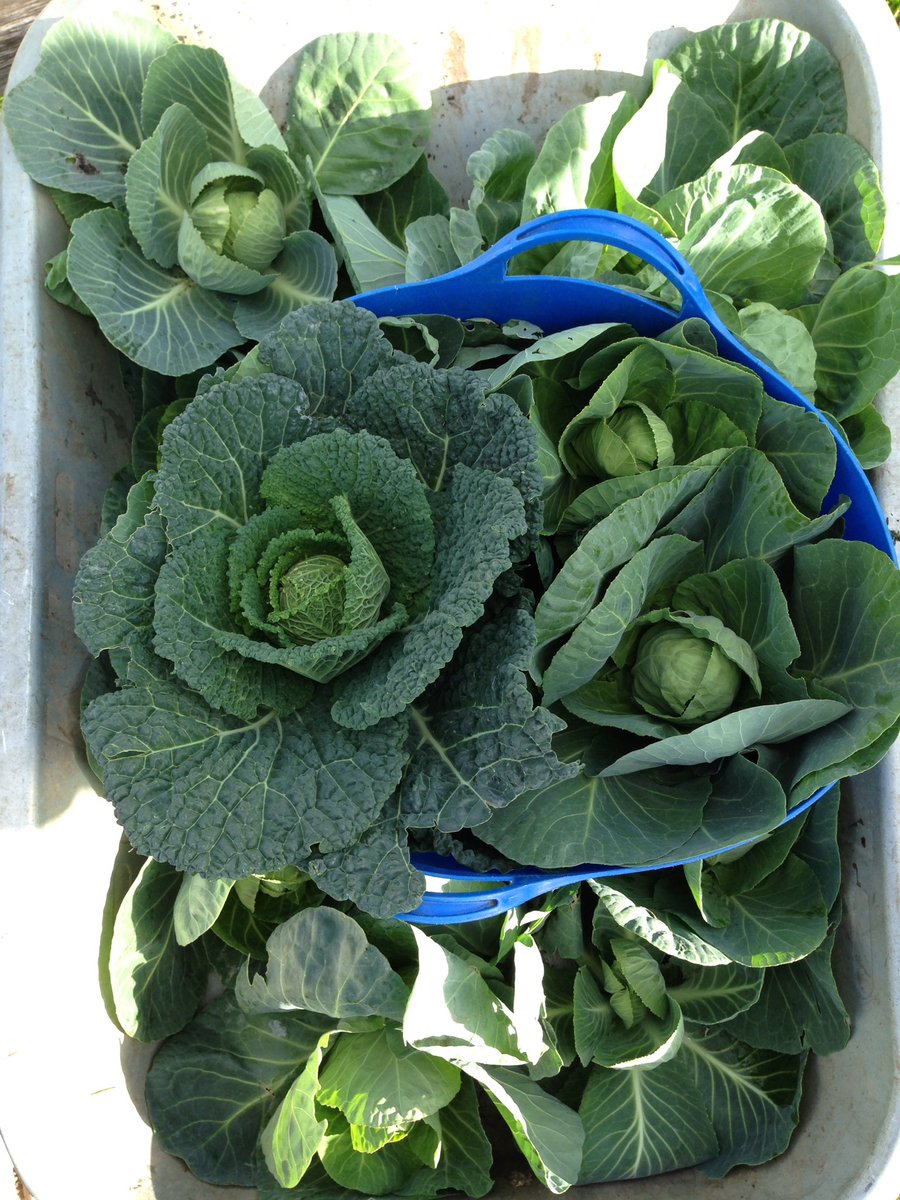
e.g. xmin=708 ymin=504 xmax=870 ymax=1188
xmin=73 ymin=302 xmax=571 ymax=915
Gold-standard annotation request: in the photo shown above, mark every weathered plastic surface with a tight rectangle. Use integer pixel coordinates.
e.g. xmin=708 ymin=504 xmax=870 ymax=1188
xmin=0 ymin=1 xmax=898 ymax=1197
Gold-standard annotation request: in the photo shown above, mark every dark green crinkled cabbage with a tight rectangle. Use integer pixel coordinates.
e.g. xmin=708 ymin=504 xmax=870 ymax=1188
xmin=73 ymin=302 xmax=572 ymax=914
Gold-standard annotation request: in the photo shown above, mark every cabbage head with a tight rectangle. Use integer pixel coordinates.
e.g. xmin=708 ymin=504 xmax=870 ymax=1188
xmin=477 ymin=445 xmax=900 ymax=872
xmin=72 ymin=303 xmax=572 ymax=915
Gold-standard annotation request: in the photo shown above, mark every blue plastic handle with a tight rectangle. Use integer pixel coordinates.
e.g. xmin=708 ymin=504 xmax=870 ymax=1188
xmin=352 ymin=209 xmax=897 ymax=925
xmin=401 ymin=787 xmax=828 ymax=925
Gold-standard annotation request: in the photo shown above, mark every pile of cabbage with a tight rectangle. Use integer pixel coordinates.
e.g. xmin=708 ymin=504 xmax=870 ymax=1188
xmin=73 ymin=301 xmax=900 ymax=915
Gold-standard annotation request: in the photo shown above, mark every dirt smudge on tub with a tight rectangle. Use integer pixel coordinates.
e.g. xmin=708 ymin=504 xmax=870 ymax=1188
xmin=443 ymin=31 xmax=471 ymax=111
xmin=512 ymin=27 xmax=542 ymax=116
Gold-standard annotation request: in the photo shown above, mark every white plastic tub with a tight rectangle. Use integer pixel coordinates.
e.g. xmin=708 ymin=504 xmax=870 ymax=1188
xmin=0 ymin=1 xmax=898 ymax=1197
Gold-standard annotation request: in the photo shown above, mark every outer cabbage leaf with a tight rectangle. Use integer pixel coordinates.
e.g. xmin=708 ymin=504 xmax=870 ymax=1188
xmin=578 ymin=1057 xmax=717 ymax=1183
xmin=67 ymin=208 xmax=244 ymax=375
xmin=236 ymin=907 xmax=409 ymax=1021
xmin=81 ymin=681 xmax=409 ymax=880
xmin=3 ymin=13 xmax=176 ymax=199
xmin=141 ymin=43 xmax=251 ymax=163
xmin=466 ymin=129 xmax=536 ymax=245
xmin=288 ymin=32 xmax=431 ymax=195
xmin=234 ymin=231 xmax=338 ymax=341
xmin=125 ymin=102 xmax=212 ymax=268
xmin=683 ymin=1029 xmax=807 ymax=1177
xmin=145 ymin=992 xmax=333 ymax=1186
xmin=476 ymin=725 xmax=710 ymax=869
xmin=611 ymin=62 xmax=729 ymax=217
xmin=404 ymin=214 xmax=461 ymax=282
xmin=522 ymin=92 xmax=638 ymax=222
xmin=399 ymin=602 xmax=576 ymax=832
xmin=782 ymin=133 xmax=885 ymax=269
xmin=807 ymin=263 xmax=900 ymax=421
xmin=304 ymin=801 xmax=424 ymax=918
xmin=256 ymin=301 xmax=396 ymax=416
xmin=358 ymin=155 xmax=450 ymax=247
xmin=656 ymin=165 xmax=828 ymax=309
xmin=663 ymin=19 xmax=847 ymax=145
xmin=784 ymin=540 xmax=900 ymax=801
xmin=72 ymin=473 xmax=167 ymax=664
xmin=317 ymin=192 xmax=409 ymax=292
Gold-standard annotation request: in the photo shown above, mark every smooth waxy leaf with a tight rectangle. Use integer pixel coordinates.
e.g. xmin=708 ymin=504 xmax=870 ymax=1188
xmin=109 ymin=859 xmax=206 ymax=1040
xmin=317 ymin=1114 xmax=434 ymax=1194
xmin=477 ymin=725 xmax=710 ymax=869
xmin=533 ymin=464 xmax=718 ymax=665
xmin=173 ymin=874 xmax=234 ymax=946
xmin=404 ymin=214 xmax=461 ymax=282
xmin=664 ymin=447 xmax=847 ymax=569
xmin=541 ymin=535 xmax=704 ymax=705
xmin=45 ymin=247 xmax=92 ymax=314
xmin=680 ymin=854 xmax=828 ymax=967
xmin=753 ymin=396 xmax=837 ymax=517
xmin=317 ymin=193 xmax=408 ymax=292
xmin=467 ymin=129 xmax=536 ymax=244
xmin=589 ymin=878 xmax=730 ymax=967
xmin=657 ymin=165 xmax=828 ymax=309
xmin=573 ymin=965 xmax=683 ymax=1070
xmin=486 ymin=322 xmax=634 ymax=394
xmin=359 ymin=155 xmax=450 ymax=247
xmin=808 ymin=263 xmax=900 ymax=420
xmin=601 ymin=698 xmax=849 ymax=776
xmin=397 ymin=1077 xmax=494 ymax=1198
xmin=668 ymin=961 xmax=764 ymax=1025
xmin=786 ymin=540 xmax=900 ymax=800
xmin=141 ymin=43 xmax=249 ymax=163
xmin=261 ymin=1035 xmax=331 ymax=1187
xmin=288 ymin=32 xmax=431 ymax=194
xmin=722 ymin=927 xmax=849 ymax=1055
xmin=838 ymin=404 xmax=892 ymax=470
xmin=403 ymin=927 xmax=529 ymax=1066
xmin=783 ymin=133 xmax=884 ymax=269
xmin=146 ymin=992 xmax=333 ymax=1186
xmin=522 ymin=92 xmax=638 ymax=221
xmin=612 ymin=63 xmax=730 ymax=215
xmin=236 ymin=907 xmax=409 ymax=1021
xmin=98 ymin=836 xmax=148 ymax=1033
xmin=177 ymin=211 xmax=276 ymax=294
xmin=67 ymin=208 xmax=243 ymax=375
xmin=318 ymin=1026 xmax=460 ymax=1127
xmin=125 ymin=103 xmax=212 ymax=268
xmin=664 ymin=19 xmax=847 ymax=145
xmin=245 ymin=145 xmax=310 ymax=232
xmin=736 ymin=303 xmax=817 ymax=399
xmin=578 ymin=1058 xmax=718 ymax=1183
xmin=683 ymin=1028 xmax=807 ymax=1177
xmin=661 ymin=754 xmax=786 ymax=862
xmin=464 ymin=1064 xmax=584 ymax=1193
xmin=234 ymin=231 xmax=337 ymax=341
xmin=4 ymin=14 xmax=176 ymax=199
xmin=83 ymin=681 xmax=409 ymax=880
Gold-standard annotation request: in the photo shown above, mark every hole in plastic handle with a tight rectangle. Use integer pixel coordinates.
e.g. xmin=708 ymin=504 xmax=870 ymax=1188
xmin=482 ymin=209 xmax=715 ymax=320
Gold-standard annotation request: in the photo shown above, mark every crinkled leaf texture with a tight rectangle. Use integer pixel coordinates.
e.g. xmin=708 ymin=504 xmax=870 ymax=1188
xmin=76 ymin=302 xmax=563 ymax=898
